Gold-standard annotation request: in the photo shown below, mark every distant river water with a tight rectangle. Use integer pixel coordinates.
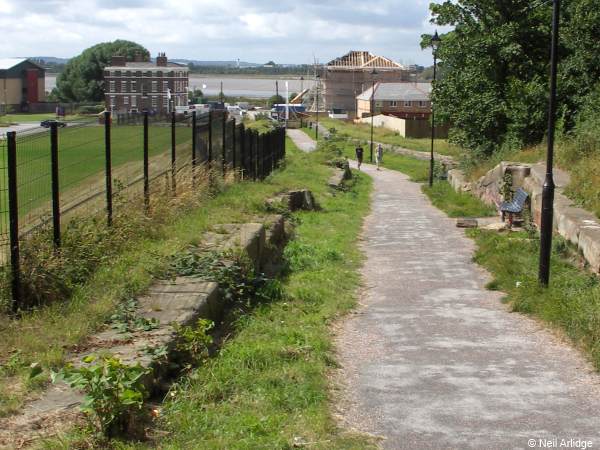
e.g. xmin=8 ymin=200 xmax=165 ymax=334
xmin=45 ymin=74 xmax=316 ymax=99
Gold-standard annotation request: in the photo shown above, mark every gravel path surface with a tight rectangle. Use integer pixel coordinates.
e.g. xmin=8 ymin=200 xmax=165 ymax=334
xmin=335 ymin=161 xmax=600 ymax=450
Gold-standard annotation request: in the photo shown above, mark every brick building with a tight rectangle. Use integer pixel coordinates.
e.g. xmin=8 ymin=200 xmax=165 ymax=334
xmin=356 ymin=82 xmax=432 ymax=119
xmin=0 ymin=58 xmax=46 ymax=113
xmin=317 ymin=51 xmax=410 ymax=118
xmin=104 ymin=52 xmax=188 ymax=114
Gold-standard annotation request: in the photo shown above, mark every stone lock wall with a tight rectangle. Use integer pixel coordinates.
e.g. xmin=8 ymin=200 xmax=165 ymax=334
xmin=448 ymin=162 xmax=600 ymax=273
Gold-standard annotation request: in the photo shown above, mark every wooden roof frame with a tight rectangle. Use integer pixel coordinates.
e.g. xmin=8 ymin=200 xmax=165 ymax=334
xmin=326 ymin=51 xmax=403 ymax=69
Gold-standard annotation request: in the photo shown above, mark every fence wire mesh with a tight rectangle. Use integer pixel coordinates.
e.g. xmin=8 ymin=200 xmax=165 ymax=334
xmin=3 ymin=110 xmax=285 ymax=310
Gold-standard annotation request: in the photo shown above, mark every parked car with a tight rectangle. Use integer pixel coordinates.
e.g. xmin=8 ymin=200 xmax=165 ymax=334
xmin=40 ymin=120 xmax=67 ymax=128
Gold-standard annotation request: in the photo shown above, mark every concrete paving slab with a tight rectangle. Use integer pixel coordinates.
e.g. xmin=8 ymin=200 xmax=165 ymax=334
xmin=336 ymin=162 xmax=600 ymax=450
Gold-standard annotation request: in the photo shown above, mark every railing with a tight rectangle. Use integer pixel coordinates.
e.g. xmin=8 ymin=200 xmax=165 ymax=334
xmin=1 ymin=110 xmax=286 ymax=310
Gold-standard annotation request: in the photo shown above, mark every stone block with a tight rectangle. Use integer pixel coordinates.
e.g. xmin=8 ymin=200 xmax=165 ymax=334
xmin=288 ymin=189 xmax=316 ymax=211
xmin=456 ymin=218 xmax=478 ymax=228
xmin=578 ymin=226 xmax=600 ymax=273
xmin=448 ymin=169 xmax=471 ymax=192
xmin=328 ymin=169 xmax=346 ymax=189
xmin=501 ymin=162 xmax=531 ymax=188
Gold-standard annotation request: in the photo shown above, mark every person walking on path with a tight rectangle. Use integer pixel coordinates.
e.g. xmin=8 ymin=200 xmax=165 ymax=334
xmin=375 ymin=143 xmax=384 ymax=170
xmin=355 ymin=146 xmax=364 ymax=170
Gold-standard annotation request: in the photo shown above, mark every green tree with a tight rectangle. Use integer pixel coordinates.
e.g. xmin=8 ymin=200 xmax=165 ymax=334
xmin=189 ymin=89 xmax=204 ymax=104
xmin=55 ymin=40 xmax=149 ymax=102
xmin=268 ymin=94 xmax=285 ymax=107
xmin=560 ymin=0 xmax=600 ymax=127
xmin=423 ymin=1 xmax=553 ymax=157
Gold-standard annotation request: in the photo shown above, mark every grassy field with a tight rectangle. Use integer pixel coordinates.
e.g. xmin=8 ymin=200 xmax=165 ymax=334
xmin=0 ymin=121 xmax=193 ymax=222
xmin=316 ymin=117 xmax=462 ymax=158
xmin=422 ymin=181 xmax=497 ymax=218
xmin=4 ymin=138 xmax=375 ymax=448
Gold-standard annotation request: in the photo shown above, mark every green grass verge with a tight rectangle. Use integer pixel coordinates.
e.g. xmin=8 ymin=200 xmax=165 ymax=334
xmin=129 ymin=141 xmax=375 ymax=450
xmin=336 ymin=138 xmax=430 ymax=182
xmin=316 ymin=117 xmax=461 ymax=158
xmin=422 ymin=181 xmax=496 ymax=218
xmin=470 ymin=230 xmax=600 ymax=369
xmin=11 ymin=138 xmax=375 ymax=448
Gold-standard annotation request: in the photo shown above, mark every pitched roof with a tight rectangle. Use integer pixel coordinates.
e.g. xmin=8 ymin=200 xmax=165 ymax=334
xmin=326 ymin=51 xmax=404 ymax=69
xmin=0 ymin=58 xmax=43 ymax=70
xmin=357 ymin=82 xmax=432 ymax=101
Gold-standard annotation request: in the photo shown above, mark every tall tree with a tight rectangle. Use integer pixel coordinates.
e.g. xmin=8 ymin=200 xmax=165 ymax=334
xmin=423 ymin=0 xmax=553 ymax=157
xmin=54 ymin=40 xmax=149 ymax=102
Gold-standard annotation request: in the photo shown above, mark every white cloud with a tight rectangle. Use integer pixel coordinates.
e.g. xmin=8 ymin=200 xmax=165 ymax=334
xmin=0 ymin=0 xmax=446 ymax=65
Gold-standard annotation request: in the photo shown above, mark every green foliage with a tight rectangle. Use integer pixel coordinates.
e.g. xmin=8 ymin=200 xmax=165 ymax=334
xmin=52 ymin=355 xmax=150 ymax=437
xmin=170 ymin=250 xmax=256 ymax=302
xmin=173 ymin=319 xmax=214 ymax=366
xmin=189 ymin=88 xmax=204 ymax=104
xmin=425 ymin=0 xmax=600 ymax=162
xmin=268 ymin=94 xmax=285 ymax=107
xmin=422 ymin=181 xmax=497 ymax=218
xmin=424 ymin=1 xmax=552 ymax=157
xmin=500 ymin=171 xmax=514 ymax=201
xmin=55 ymin=40 xmax=149 ymax=102
xmin=109 ymin=298 xmax=160 ymax=334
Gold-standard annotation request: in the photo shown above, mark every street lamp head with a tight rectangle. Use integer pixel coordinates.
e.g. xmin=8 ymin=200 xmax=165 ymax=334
xmin=431 ymin=30 xmax=441 ymax=52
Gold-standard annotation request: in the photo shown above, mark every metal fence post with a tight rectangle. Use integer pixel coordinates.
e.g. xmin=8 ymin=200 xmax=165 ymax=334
xmin=50 ymin=122 xmax=61 ymax=248
xmin=240 ymin=124 xmax=245 ymax=179
xmin=208 ymin=110 xmax=213 ymax=167
xmin=253 ymin=130 xmax=258 ymax=181
xmin=258 ymin=133 xmax=263 ymax=179
xmin=171 ymin=110 xmax=176 ymax=194
xmin=143 ymin=111 xmax=149 ymax=212
xmin=192 ymin=110 xmax=197 ymax=185
xmin=222 ymin=112 xmax=226 ymax=177
xmin=232 ymin=122 xmax=237 ymax=174
xmin=104 ymin=111 xmax=113 ymax=226
xmin=7 ymin=131 xmax=21 ymax=311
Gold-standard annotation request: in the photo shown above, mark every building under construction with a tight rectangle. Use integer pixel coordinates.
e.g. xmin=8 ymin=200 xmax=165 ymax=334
xmin=316 ymin=51 xmax=410 ymax=117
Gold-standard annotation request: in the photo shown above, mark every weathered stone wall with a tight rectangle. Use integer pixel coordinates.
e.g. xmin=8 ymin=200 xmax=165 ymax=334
xmin=448 ymin=161 xmax=600 ymax=273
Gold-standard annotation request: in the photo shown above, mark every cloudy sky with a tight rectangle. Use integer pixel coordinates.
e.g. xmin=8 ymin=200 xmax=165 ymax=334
xmin=0 ymin=0 xmax=442 ymax=65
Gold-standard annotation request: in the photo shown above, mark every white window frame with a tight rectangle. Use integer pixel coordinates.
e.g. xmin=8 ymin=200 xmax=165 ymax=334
xmin=131 ymin=95 xmax=137 ymax=107
xmin=131 ymin=81 xmax=136 ymax=92
xmin=390 ymin=100 xmax=397 ymax=107
xmin=109 ymin=95 xmax=116 ymax=108
xmin=151 ymin=96 xmax=157 ymax=108
xmin=121 ymin=81 xmax=127 ymax=93
xmin=124 ymin=96 xmax=129 ymax=106
xmin=163 ymin=80 xmax=169 ymax=92
xmin=152 ymin=81 xmax=157 ymax=92
xmin=109 ymin=81 xmax=115 ymax=93
xmin=163 ymin=96 xmax=169 ymax=108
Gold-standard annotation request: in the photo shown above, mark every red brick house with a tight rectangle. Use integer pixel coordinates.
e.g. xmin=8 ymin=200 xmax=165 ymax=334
xmin=104 ymin=52 xmax=188 ymax=114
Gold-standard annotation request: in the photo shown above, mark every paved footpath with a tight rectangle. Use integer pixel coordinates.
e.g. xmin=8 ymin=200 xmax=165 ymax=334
xmin=287 ymin=128 xmax=317 ymax=152
xmin=336 ymin=161 xmax=600 ymax=450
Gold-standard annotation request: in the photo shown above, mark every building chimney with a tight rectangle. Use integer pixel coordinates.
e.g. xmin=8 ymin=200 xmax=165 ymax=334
xmin=111 ymin=55 xmax=126 ymax=67
xmin=156 ymin=52 xmax=168 ymax=67
xmin=134 ymin=51 xmax=143 ymax=63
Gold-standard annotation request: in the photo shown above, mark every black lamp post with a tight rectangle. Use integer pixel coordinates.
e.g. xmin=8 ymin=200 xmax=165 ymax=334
xmin=370 ymin=68 xmax=378 ymax=163
xmin=539 ymin=0 xmax=560 ymax=286
xmin=315 ymin=73 xmax=321 ymax=141
xmin=429 ymin=30 xmax=441 ymax=187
